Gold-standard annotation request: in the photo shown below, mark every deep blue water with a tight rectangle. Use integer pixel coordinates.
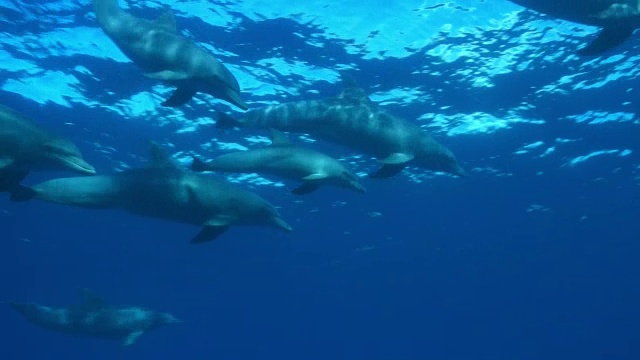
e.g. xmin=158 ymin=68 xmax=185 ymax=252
xmin=2 ymin=0 xmax=640 ymax=359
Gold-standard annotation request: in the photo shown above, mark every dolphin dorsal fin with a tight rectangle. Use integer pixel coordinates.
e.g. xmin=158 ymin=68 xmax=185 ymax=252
xmin=337 ymin=75 xmax=374 ymax=106
xmin=269 ymin=129 xmax=290 ymax=146
xmin=154 ymin=10 xmax=177 ymax=32
xmin=148 ymin=142 xmax=175 ymax=168
xmin=82 ymin=289 xmax=105 ymax=311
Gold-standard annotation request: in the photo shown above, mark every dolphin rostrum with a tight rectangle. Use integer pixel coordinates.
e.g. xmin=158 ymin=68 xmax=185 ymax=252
xmin=509 ymin=0 xmax=640 ymax=55
xmin=216 ymin=82 xmax=464 ymax=179
xmin=0 ymin=104 xmax=95 ymax=192
xmin=93 ymin=0 xmax=248 ymax=109
xmin=10 ymin=144 xmax=292 ymax=243
xmin=9 ymin=289 xmax=180 ymax=346
xmin=192 ymin=130 xmax=365 ymax=195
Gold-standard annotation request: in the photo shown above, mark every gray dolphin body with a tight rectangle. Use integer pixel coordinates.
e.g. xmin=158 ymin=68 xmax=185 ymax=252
xmin=11 ymin=145 xmax=292 ymax=243
xmin=510 ymin=0 xmax=640 ymax=55
xmin=0 ymin=105 xmax=95 ymax=192
xmin=217 ymin=86 xmax=464 ymax=178
xmin=192 ymin=131 xmax=365 ymax=195
xmin=93 ymin=0 xmax=247 ymax=109
xmin=9 ymin=289 xmax=180 ymax=346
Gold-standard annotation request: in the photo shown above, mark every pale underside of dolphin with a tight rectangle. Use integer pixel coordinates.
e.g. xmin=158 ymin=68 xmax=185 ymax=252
xmin=510 ymin=0 xmax=640 ymax=55
xmin=9 ymin=289 xmax=180 ymax=346
xmin=10 ymin=144 xmax=292 ymax=243
xmin=93 ymin=0 xmax=248 ymax=110
xmin=191 ymin=130 xmax=366 ymax=195
xmin=216 ymin=82 xmax=464 ymax=179
xmin=0 ymin=104 xmax=95 ymax=191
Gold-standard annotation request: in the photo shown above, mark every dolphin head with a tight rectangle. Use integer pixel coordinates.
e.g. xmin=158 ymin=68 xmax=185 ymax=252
xmin=41 ymin=138 xmax=96 ymax=175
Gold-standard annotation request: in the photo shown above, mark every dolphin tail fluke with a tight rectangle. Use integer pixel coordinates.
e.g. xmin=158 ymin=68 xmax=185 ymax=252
xmin=191 ymin=226 xmax=229 ymax=244
xmin=162 ymin=87 xmax=197 ymax=107
xmin=9 ymin=185 xmax=37 ymax=202
xmin=578 ymin=26 xmax=634 ymax=56
xmin=215 ymin=111 xmax=242 ymax=129
xmin=190 ymin=156 xmax=210 ymax=173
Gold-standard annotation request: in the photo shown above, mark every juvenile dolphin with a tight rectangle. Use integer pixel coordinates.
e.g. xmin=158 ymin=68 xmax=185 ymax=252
xmin=9 ymin=289 xmax=180 ymax=346
xmin=192 ymin=131 xmax=365 ymax=195
xmin=10 ymin=144 xmax=292 ymax=243
xmin=216 ymin=83 xmax=464 ymax=179
xmin=93 ymin=0 xmax=248 ymax=109
xmin=510 ymin=0 xmax=640 ymax=55
xmin=0 ymin=105 xmax=95 ymax=191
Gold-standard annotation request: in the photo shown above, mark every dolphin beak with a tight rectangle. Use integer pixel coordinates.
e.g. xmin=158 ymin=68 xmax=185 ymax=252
xmin=352 ymin=182 xmax=366 ymax=194
xmin=272 ymin=217 xmax=293 ymax=232
xmin=224 ymin=89 xmax=249 ymax=111
xmin=62 ymin=156 xmax=96 ymax=175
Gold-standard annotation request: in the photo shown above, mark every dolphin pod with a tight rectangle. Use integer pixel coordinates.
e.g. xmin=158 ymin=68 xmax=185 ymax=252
xmin=10 ymin=144 xmax=292 ymax=243
xmin=9 ymin=289 xmax=180 ymax=346
xmin=0 ymin=105 xmax=95 ymax=192
xmin=510 ymin=0 xmax=640 ymax=55
xmin=93 ymin=0 xmax=248 ymax=109
xmin=192 ymin=130 xmax=366 ymax=195
xmin=216 ymin=81 xmax=464 ymax=179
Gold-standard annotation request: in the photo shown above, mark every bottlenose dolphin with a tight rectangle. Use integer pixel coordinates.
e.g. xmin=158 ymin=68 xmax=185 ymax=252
xmin=192 ymin=131 xmax=365 ymax=195
xmin=93 ymin=0 xmax=248 ymax=109
xmin=216 ymin=83 xmax=464 ymax=178
xmin=10 ymin=144 xmax=292 ymax=243
xmin=9 ymin=289 xmax=180 ymax=346
xmin=0 ymin=105 xmax=95 ymax=192
xmin=510 ymin=0 xmax=640 ymax=55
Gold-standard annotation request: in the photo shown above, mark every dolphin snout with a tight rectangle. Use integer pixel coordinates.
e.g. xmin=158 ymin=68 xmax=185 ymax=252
xmin=63 ymin=156 xmax=97 ymax=175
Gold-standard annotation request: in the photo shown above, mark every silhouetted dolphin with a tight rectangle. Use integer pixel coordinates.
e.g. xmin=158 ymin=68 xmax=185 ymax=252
xmin=192 ymin=131 xmax=365 ymax=195
xmin=93 ymin=0 xmax=248 ymax=109
xmin=11 ymin=144 xmax=292 ymax=243
xmin=510 ymin=0 xmax=640 ymax=55
xmin=216 ymin=82 xmax=464 ymax=178
xmin=9 ymin=289 xmax=180 ymax=346
xmin=0 ymin=105 xmax=95 ymax=192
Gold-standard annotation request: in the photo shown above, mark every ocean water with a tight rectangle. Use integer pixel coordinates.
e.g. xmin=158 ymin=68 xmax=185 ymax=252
xmin=1 ymin=0 xmax=639 ymax=359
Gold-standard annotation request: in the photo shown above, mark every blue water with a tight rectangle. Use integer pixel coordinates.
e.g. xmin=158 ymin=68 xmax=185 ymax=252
xmin=1 ymin=0 xmax=640 ymax=359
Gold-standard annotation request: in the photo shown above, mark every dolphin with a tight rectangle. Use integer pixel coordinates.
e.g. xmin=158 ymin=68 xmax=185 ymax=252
xmin=9 ymin=289 xmax=180 ymax=346
xmin=510 ymin=0 xmax=640 ymax=55
xmin=0 ymin=105 xmax=95 ymax=192
xmin=192 ymin=130 xmax=365 ymax=195
xmin=93 ymin=0 xmax=248 ymax=110
xmin=216 ymin=82 xmax=464 ymax=179
xmin=10 ymin=144 xmax=292 ymax=243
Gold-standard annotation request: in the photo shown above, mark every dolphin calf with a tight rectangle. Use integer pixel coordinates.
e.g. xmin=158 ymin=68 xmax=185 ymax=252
xmin=510 ymin=0 xmax=640 ymax=55
xmin=9 ymin=289 xmax=180 ymax=346
xmin=0 ymin=105 xmax=95 ymax=192
xmin=93 ymin=0 xmax=248 ymax=109
xmin=216 ymin=82 xmax=464 ymax=178
xmin=10 ymin=144 xmax=292 ymax=243
xmin=192 ymin=131 xmax=365 ymax=195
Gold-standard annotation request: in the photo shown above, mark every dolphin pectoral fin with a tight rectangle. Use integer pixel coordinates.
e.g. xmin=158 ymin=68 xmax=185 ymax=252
xmin=578 ymin=26 xmax=634 ymax=56
xmin=123 ymin=330 xmax=144 ymax=346
xmin=302 ymin=173 xmax=328 ymax=181
xmin=191 ymin=226 xmax=229 ymax=244
xmin=0 ymin=157 xmax=15 ymax=169
xmin=144 ymin=70 xmax=190 ymax=81
xmin=368 ymin=164 xmax=406 ymax=179
xmin=154 ymin=11 xmax=177 ymax=32
xmin=292 ymin=182 xmax=320 ymax=195
xmin=379 ymin=152 xmax=414 ymax=165
xmin=9 ymin=185 xmax=37 ymax=202
xmin=161 ymin=87 xmax=197 ymax=107
xmin=0 ymin=169 xmax=29 ymax=192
